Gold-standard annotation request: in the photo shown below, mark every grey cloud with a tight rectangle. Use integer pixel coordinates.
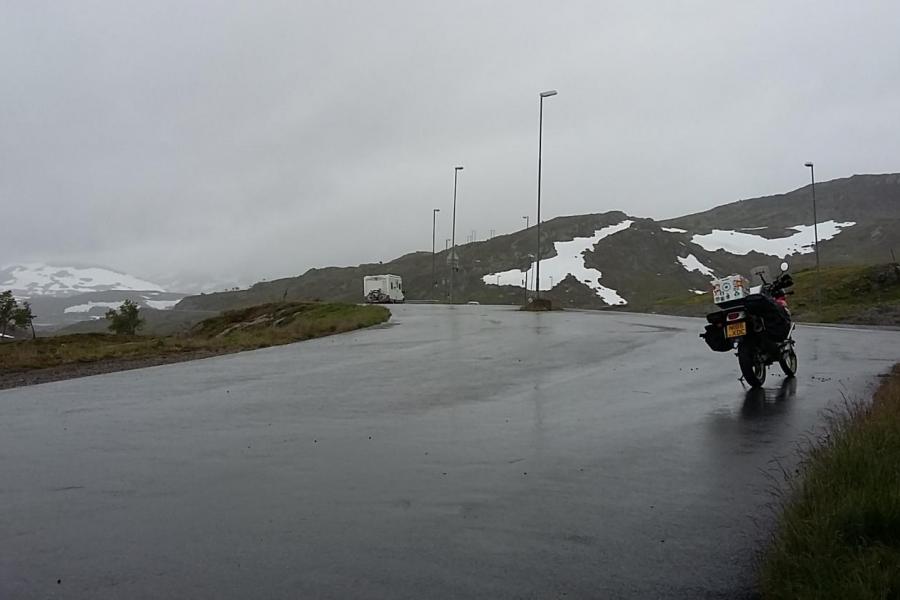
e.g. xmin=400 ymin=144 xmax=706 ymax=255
xmin=3 ymin=1 xmax=900 ymax=291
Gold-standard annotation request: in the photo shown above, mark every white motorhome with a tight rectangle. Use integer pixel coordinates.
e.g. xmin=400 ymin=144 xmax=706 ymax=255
xmin=363 ymin=274 xmax=404 ymax=304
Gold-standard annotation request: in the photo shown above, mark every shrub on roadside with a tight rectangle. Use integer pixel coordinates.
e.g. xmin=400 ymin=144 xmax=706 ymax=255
xmin=106 ymin=299 xmax=145 ymax=335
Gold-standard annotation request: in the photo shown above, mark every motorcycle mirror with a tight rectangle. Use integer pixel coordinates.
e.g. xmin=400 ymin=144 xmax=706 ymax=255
xmin=780 ymin=262 xmax=789 ymax=272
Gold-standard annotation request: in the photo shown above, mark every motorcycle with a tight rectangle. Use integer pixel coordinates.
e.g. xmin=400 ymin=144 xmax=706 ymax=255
xmin=699 ymin=262 xmax=797 ymax=387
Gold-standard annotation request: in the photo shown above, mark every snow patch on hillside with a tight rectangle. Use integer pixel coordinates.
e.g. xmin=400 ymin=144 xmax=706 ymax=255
xmin=1 ymin=264 xmax=165 ymax=297
xmin=63 ymin=296 xmax=180 ymax=314
xmin=677 ymin=254 xmax=715 ymax=277
xmin=483 ymin=220 xmax=633 ymax=305
xmin=145 ymin=299 xmax=180 ymax=310
xmin=691 ymin=221 xmax=855 ymax=256
xmin=661 ymin=227 xmax=687 ymax=233
xmin=64 ymin=301 xmax=124 ymax=314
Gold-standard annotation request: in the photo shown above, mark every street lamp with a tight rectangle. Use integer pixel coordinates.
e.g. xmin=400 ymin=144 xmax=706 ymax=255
xmin=432 ymin=208 xmax=440 ymax=293
xmin=525 ymin=252 xmax=536 ymax=299
xmin=536 ymin=89 xmax=558 ymax=299
xmin=449 ymin=166 xmax=464 ymax=304
xmin=804 ymin=162 xmax=820 ymax=273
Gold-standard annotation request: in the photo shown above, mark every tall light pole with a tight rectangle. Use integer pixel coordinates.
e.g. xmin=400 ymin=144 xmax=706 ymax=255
xmin=805 ymin=162 xmax=821 ymax=308
xmin=526 ymin=253 xmax=535 ymax=298
xmin=536 ymin=89 xmax=557 ymax=299
xmin=449 ymin=166 xmax=464 ymax=304
xmin=522 ymin=216 xmax=530 ymax=293
xmin=804 ymin=162 xmax=820 ymax=273
xmin=432 ymin=208 xmax=440 ymax=293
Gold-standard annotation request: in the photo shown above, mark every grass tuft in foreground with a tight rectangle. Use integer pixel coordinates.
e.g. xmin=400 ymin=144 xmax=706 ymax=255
xmin=0 ymin=302 xmax=390 ymax=384
xmin=760 ymin=364 xmax=900 ymax=599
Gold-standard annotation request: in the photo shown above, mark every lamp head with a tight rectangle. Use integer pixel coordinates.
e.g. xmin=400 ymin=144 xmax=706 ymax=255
xmin=455 ymin=166 xmax=464 ymax=171
xmin=804 ymin=162 xmax=814 ymax=168
xmin=540 ymin=90 xmax=558 ymax=98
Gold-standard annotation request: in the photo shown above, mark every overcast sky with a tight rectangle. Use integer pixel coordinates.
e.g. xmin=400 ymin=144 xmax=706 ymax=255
xmin=3 ymin=1 xmax=899 ymax=291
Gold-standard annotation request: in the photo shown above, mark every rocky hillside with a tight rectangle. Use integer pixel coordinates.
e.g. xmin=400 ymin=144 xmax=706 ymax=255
xmin=662 ymin=173 xmax=900 ymax=267
xmin=175 ymin=173 xmax=900 ymax=312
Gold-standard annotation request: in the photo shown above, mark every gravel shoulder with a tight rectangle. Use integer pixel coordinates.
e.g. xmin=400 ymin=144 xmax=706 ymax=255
xmin=0 ymin=348 xmax=231 ymax=390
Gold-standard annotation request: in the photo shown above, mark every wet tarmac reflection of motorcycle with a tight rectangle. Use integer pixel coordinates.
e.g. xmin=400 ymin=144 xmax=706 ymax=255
xmin=741 ymin=377 xmax=797 ymax=419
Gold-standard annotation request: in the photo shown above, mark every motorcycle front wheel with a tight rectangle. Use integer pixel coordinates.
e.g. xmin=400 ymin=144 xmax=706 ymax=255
xmin=779 ymin=347 xmax=798 ymax=378
xmin=738 ymin=342 xmax=767 ymax=388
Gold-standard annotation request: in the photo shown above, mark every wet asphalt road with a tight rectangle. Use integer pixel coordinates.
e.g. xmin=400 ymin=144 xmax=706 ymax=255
xmin=2 ymin=305 xmax=898 ymax=599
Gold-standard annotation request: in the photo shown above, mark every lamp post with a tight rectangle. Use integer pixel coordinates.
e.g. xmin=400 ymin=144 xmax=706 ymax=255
xmin=525 ymin=253 xmax=535 ymax=299
xmin=449 ymin=166 xmax=464 ymax=304
xmin=536 ymin=89 xmax=557 ymax=299
xmin=522 ymin=216 xmax=530 ymax=293
xmin=523 ymin=268 xmax=529 ymax=303
xmin=805 ymin=162 xmax=821 ymax=307
xmin=432 ymin=208 xmax=440 ymax=293
xmin=804 ymin=162 xmax=820 ymax=273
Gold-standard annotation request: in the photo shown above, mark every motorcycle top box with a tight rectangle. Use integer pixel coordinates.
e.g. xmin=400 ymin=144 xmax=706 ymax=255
xmin=711 ymin=274 xmax=751 ymax=304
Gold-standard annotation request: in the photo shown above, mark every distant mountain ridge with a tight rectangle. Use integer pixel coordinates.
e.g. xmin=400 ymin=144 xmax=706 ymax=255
xmin=24 ymin=290 xmax=188 ymax=330
xmin=0 ymin=264 xmax=187 ymax=330
xmin=176 ymin=173 xmax=900 ymax=313
xmin=0 ymin=263 xmax=165 ymax=297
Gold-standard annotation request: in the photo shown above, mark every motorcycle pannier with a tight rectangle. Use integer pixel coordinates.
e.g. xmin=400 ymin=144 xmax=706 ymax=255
xmin=742 ymin=294 xmax=792 ymax=341
xmin=701 ymin=324 xmax=733 ymax=352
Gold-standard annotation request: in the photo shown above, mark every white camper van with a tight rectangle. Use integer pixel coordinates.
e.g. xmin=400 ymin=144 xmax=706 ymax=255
xmin=363 ymin=274 xmax=404 ymax=304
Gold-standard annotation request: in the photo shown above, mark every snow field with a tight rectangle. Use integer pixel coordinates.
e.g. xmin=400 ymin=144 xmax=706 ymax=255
xmin=1 ymin=264 xmax=165 ymax=296
xmin=690 ymin=221 xmax=855 ymax=256
xmin=676 ymin=254 xmax=715 ymax=277
xmin=483 ymin=220 xmax=633 ymax=305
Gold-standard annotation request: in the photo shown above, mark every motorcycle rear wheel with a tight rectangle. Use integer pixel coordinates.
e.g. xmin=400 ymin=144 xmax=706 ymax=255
xmin=738 ymin=342 xmax=767 ymax=388
xmin=779 ymin=347 xmax=798 ymax=377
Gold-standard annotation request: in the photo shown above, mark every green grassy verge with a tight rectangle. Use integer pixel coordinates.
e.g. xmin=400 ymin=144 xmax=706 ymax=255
xmin=649 ymin=263 xmax=900 ymax=325
xmin=788 ymin=263 xmax=900 ymax=324
xmin=0 ymin=302 xmax=390 ymax=374
xmin=760 ymin=365 xmax=900 ymax=599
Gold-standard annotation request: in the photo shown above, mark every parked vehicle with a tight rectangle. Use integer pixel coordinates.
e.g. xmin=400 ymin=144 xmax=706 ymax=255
xmin=699 ymin=263 xmax=797 ymax=387
xmin=363 ymin=274 xmax=404 ymax=304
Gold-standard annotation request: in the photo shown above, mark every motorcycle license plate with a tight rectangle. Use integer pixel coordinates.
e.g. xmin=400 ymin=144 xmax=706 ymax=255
xmin=725 ymin=322 xmax=747 ymax=338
